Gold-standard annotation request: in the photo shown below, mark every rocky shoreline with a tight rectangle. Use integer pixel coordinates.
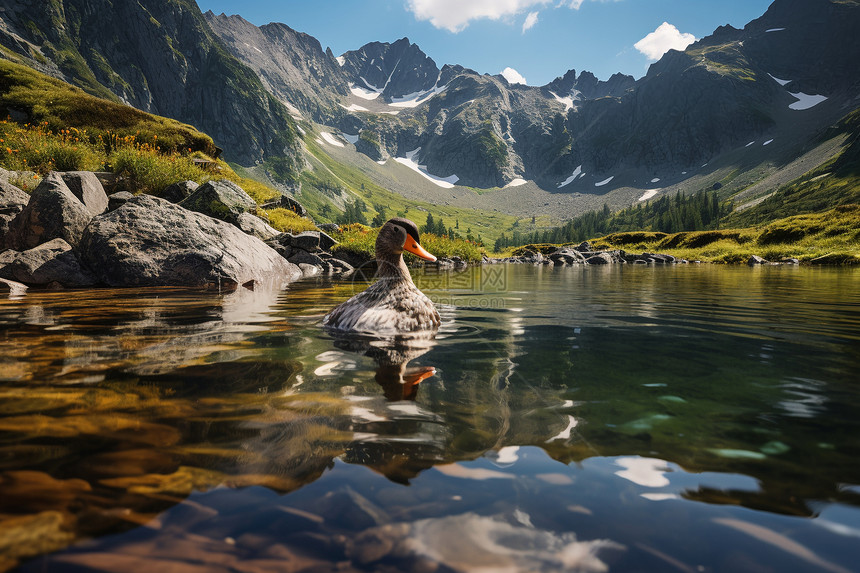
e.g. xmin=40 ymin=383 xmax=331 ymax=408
xmin=0 ymin=170 xmax=806 ymax=296
xmin=0 ymin=170 xmax=358 ymax=294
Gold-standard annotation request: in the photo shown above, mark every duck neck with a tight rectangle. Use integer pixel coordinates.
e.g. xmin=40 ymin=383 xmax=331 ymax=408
xmin=376 ymin=248 xmax=412 ymax=283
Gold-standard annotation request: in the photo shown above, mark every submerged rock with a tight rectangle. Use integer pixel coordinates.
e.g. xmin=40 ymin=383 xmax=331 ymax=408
xmin=79 ymin=195 xmax=300 ymax=289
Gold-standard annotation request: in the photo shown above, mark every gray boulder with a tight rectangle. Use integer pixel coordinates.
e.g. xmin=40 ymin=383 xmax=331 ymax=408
xmin=78 ymin=195 xmax=301 ymax=289
xmin=107 ymin=191 xmax=134 ymax=211
xmin=236 ymin=212 xmax=280 ymax=241
xmin=0 ymin=277 xmax=28 ymax=296
xmin=0 ymin=180 xmax=30 ymax=247
xmin=748 ymin=255 xmax=769 ymax=265
xmin=6 ymin=172 xmax=93 ymax=250
xmin=0 ymin=238 xmax=98 ymax=288
xmin=261 ymin=194 xmax=307 ymax=217
xmin=179 ymin=179 xmax=256 ymax=224
xmin=159 ymin=180 xmax=199 ymax=204
xmin=59 ymin=171 xmax=109 ymax=216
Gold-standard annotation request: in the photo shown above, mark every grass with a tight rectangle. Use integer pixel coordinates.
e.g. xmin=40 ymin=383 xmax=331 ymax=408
xmin=301 ymin=136 xmax=518 ymax=246
xmin=331 ymin=223 xmax=485 ymax=263
xmin=0 ymin=58 xmax=216 ymax=156
xmin=588 ymin=205 xmax=860 ymax=264
xmin=262 ymin=208 xmax=318 ymax=233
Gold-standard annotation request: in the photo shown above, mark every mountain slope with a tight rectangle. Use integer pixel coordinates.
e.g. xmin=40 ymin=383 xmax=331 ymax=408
xmin=209 ymin=0 xmax=859 ymax=193
xmin=0 ymin=0 xmax=300 ymax=170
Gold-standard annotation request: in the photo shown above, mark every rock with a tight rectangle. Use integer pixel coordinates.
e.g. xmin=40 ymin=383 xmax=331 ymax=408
xmin=261 ymin=194 xmax=307 ymax=217
xmin=317 ymin=223 xmax=340 ymax=234
xmin=549 ymin=248 xmax=585 ymax=266
xmin=78 ymin=195 xmax=301 ymax=289
xmin=0 ymin=278 xmax=27 ymax=296
xmin=159 ymin=180 xmax=199 ymax=204
xmin=780 ymin=258 xmax=800 ymax=265
xmin=0 ymin=180 xmax=30 ymax=247
xmin=297 ymin=263 xmax=320 ymax=277
xmin=284 ymin=231 xmax=324 ymax=252
xmin=107 ymin=191 xmax=134 ymax=211
xmin=520 ymin=250 xmax=543 ymax=264
xmin=0 ymin=238 xmax=98 ymax=288
xmin=59 ymin=171 xmax=109 ymax=216
xmin=574 ymin=241 xmax=593 ymax=253
xmin=585 ymin=253 xmax=613 ymax=265
xmin=236 ymin=212 xmax=280 ymax=241
xmin=748 ymin=255 xmax=769 ymax=265
xmin=288 ymin=250 xmax=327 ymax=267
xmin=6 ymin=172 xmax=93 ymax=250
xmin=179 ymin=179 xmax=256 ymax=224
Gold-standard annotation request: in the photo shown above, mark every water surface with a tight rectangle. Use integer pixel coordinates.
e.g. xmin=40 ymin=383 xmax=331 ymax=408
xmin=1 ymin=265 xmax=859 ymax=572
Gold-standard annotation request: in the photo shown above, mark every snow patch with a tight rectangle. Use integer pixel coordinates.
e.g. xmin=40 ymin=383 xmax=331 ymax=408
xmin=340 ymin=103 xmax=369 ymax=112
xmin=639 ymin=189 xmax=659 ymax=202
xmin=319 ymin=132 xmax=344 ymax=147
xmin=336 ymin=55 xmax=345 ymax=66
xmin=745 ymin=141 xmax=755 ymax=147
xmin=379 ymin=110 xmax=401 ymax=115
xmin=766 ymin=27 xmax=786 ymax=33
xmin=595 ymin=176 xmax=614 ymax=187
xmin=505 ymin=178 xmax=527 ymax=188
xmin=389 ymin=84 xmax=449 ymax=108
xmin=650 ymin=178 xmax=660 ymax=183
xmin=763 ymin=139 xmax=774 ymax=146
xmin=549 ymin=90 xmax=574 ymax=112
xmin=558 ymin=165 xmax=582 ymax=188
xmin=341 ymin=133 xmax=359 ymax=144
xmin=394 ymin=148 xmax=459 ymax=188
xmin=376 ymin=160 xmax=387 ymax=165
xmin=788 ymin=92 xmax=828 ymax=110
xmin=350 ymin=81 xmax=382 ymax=100
xmin=768 ymin=73 xmax=792 ymax=86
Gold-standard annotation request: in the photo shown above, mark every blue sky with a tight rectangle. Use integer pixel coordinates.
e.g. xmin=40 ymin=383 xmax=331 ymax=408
xmin=195 ymin=0 xmax=774 ymax=85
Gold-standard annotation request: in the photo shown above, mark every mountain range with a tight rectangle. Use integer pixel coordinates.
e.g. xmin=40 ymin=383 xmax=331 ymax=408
xmin=0 ymin=0 xmax=858 ymax=223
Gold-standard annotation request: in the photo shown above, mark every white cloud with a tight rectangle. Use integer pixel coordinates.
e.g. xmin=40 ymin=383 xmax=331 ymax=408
xmin=406 ymin=0 xmax=549 ymax=33
xmin=522 ymin=11 xmax=539 ymax=33
xmin=501 ymin=67 xmax=527 ymax=85
xmin=634 ymin=22 xmax=696 ymax=61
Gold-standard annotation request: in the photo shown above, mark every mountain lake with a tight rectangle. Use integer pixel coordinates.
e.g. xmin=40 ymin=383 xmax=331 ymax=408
xmin=1 ymin=264 xmax=859 ymax=572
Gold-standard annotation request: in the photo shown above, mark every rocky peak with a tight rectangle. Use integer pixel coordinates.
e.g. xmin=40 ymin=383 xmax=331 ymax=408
xmin=339 ymin=37 xmax=440 ymax=100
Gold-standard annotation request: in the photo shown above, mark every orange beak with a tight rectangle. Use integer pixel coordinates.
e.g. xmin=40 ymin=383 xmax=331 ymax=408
xmin=402 ymin=236 xmax=437 ymax=262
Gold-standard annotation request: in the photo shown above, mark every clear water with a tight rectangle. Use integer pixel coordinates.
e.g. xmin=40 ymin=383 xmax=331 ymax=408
xmin=1 ymin=265 xmax=859 ymax=572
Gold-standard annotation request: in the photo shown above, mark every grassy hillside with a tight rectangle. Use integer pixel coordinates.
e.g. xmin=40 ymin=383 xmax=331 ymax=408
xmin=0 ymin=59 xmax=216 ymax=155
xmin=297 ymin=136 xmax=520 ymax=246
xmin=724 ymin=109 xmax=860 ymax=227
xmin=585 ymin=205 xmax=859 ymax=264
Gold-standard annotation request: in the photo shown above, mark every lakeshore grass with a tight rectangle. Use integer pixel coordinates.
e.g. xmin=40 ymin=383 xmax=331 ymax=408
xmin=331 ymin=223 xmax=485 ymax=264
xmin=587 ymin=205 xmax=860 ymax=264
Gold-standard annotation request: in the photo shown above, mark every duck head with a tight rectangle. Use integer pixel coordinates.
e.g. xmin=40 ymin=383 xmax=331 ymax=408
xmin=377 ymin=218 xmax=437 ymax=263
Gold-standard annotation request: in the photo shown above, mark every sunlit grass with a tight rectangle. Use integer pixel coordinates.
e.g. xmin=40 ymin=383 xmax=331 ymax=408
xmin=331 ymin=223 xmax=485 ymax=263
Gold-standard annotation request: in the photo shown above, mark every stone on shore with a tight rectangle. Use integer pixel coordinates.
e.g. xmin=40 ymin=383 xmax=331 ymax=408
xmin=0 ymin=277 xmax=28 ymax=296
xmin=5 ymin=172 xmax=93 ymax=250
xmin=59 ymin=171 xmax=109 ymax=216
xmin=0 ymin=238 xmax=98 ymax=288
xmin=78 ymin=195 xmax=300 ymax=289
xmin=179 ymin=179 xmax=256 ymax=224
xmin=159 ymin=180 xmax=199 ymax=204
xmin=0 ymin=180 xmax=30 ymax=247
xmin=236 ymin=212 xmax=280 ymax=241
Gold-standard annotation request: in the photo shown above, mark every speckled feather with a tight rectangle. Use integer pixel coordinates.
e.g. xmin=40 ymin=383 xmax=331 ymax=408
xmin=322 ymin=218 xmax=441 ymax=335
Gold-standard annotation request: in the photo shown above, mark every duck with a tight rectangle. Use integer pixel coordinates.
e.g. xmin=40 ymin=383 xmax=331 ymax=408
xmin=323 ymin=217 xmax=441 ymax=335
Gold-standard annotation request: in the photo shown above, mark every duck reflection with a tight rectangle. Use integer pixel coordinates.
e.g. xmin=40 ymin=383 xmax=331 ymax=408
xmin=330 ymin=332 xmax=437 ymax=401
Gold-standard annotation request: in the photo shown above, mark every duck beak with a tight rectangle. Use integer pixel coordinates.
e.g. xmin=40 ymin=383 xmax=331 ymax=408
xmin=403 ymin=236 xmax=437 ymax=262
